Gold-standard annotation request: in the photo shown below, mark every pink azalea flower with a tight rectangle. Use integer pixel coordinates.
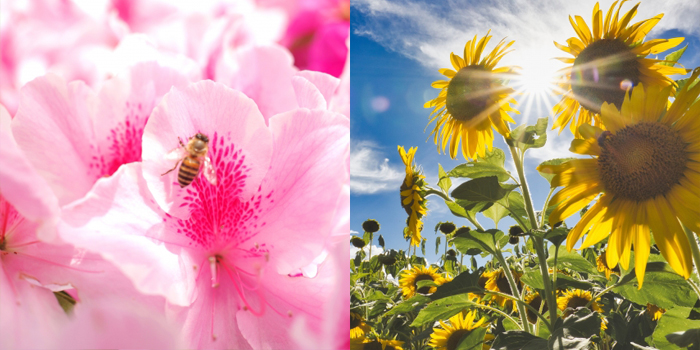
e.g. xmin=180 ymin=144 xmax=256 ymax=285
xmin=11 ymin=62 xmax=192 ymax=206
xmin=59 ymin=80 xmax=349 ymax=349
xmin=280 ymin=0 xmax=349 ymax=77
xmin=2 ymin=104 xmax=169 ymax=348
xmin=0 ymin=0 xmax=119 ymax=115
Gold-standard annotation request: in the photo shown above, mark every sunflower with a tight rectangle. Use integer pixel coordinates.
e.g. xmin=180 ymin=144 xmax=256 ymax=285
xmin=399 ymin=265 xmax=446 ymax=299
xmin=428 ymin=310 xmax=488 ymax=350
xmin=351 ymin=312 xmax=372 ymax=341
xmin=552 ymin=1 xmax=686 ymax=137
xmin=539 ymin=69 xmax=700 ymax=287
xmin=484 ymin=268 xmax=523 ymax=310
xmin=557 ymin=289 xmax=606 ymax=329
xmin=398 ymin=146 xmax=428 ymax=247
xmin=646 ymin=303 xmax=665 ymax=321
xmin=524 ymin=292 xmax=548 ymax=324
xmin=351 ymin=338 xmax=404 ymax=350
xmin=596 ymin=251 xmax=620 ymax=279
xmin=424 ymin=31 xmax=518 ymax=160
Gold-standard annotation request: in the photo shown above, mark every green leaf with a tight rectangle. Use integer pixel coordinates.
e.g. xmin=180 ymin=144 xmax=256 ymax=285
xmin=660 ymin=44 xmax=687 ymax=66
xmin=491 ymin=331 xmax=547 ymax=350
xmin=416 ymin=279 xmax=438 ymax=290
xmin=430 ymin=269 xmax=483 ymax=300
xmin=510 ymin=118 xmax=548 ymax=152
xmin=435 ymin=235 xmax=441 ymax=255
xmin=54 ymin=291 xmax=76 ymax=315
xmin=666 ymin=328 xmax=700 ymax=349
xmin=544 ymin=227 xmax=569 ymax=248
xmin=456 ymin=327 xmax=488 ymax=350
xmin=614 ymin=268 xmax=697 ymax=309
xmin=548 ymin=308 xmax=601 ymax=350
xmin=378 ymin=234 xmax=385 ymax=249
xmin=438 ymin=163 xmax=453 ymax=193
xmin=483 ymin=191 xmax=529 ymax=229
xmin=448 ymin=149 xmax=510 ymax=182
xmin=451 ymin=176 xmax=517 ymax=203
xmin=521 ymin=268 xmax=545 ymax=290
xmin=649 ymin=307 xmax=700 ymax=349
xmin=385 ymin=295 xmax=431 ymax=316
xmin=548 ymin=246 xmax=600 ymax=276
xmin=537 ymin=158 xmax=577 ymax=185
xmin=452 ymin=229 xmax=506 ymax=256
xmin=421 ymin=238 xmax=426 ymax=256
xmin=411 ymin=294 xmax=482 ymax=327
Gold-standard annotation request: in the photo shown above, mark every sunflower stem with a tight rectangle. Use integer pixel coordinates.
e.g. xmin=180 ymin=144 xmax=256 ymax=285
xmin=493 ymin=249 xmax=531 ymax=333
xmin=539 ymin=188 xmax=555 ymax=228
xmin=504 ymin=137 xmax=558 ymax=327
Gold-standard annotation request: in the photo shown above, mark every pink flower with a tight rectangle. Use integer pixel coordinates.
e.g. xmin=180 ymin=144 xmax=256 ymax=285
xmin=59 ymin=80 xmax=349 ymax=348
xmin=0 ymin=0 xmax=119 ymax=115
xmin=281 ymin=0 xmax=349 ymax=77
xmin=12 ymin=62 xmax=191 ymax=206
xmin=2 ymin=104 xmax=171 ymax=348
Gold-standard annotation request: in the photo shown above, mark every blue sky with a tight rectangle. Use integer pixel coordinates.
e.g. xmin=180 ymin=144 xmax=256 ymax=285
xmin=349 ymin=0 xmax=700 ymax=264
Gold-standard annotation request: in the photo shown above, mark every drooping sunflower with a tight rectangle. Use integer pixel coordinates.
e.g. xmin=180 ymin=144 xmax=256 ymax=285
xmin=398 ymin=146 xmax=428 ymax=247
xmin=351 ymin=338 xmax=404 ymax=350
xmin=484 ymin=268 xmax=523 ymax=310
xmin=646 ymin=303 xmax=665 ymax=321
xmin=596 ymin=251 xmax=620 ymax=279
xmin=539 ymin=69 xmax=700 ymax=287
xmin=557 ymin=289 xmax=606 ymax=330
xmin=399 ymin=265 xmax=446 ymax=299
xmin=424 ymin=31 xmax=518 ymax=160
xmin=428 ymin=310 xmax=488 ymax=350
xmin=552 ymin=1 xmax=686 ymax=137
xmin=351 ymin=311 xmax=372 ymax=341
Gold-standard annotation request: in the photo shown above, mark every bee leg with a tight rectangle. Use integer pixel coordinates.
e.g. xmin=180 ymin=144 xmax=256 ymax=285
xmin=161 ymin=159 xmax=182 ymax=176
xmin=179 ymin=137 xmax=186 ymax=148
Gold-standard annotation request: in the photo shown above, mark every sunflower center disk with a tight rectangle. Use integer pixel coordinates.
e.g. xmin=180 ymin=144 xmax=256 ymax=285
xmin=598 ymin=122 xmax=687 ymax=202
xmin=495 ymin=275 xmax=512 ymax=294
xmin=446 ymin=66 xmax=501 ymax=123
xmin=566 ymin=296 xmax=590 ymax=309
xmin=350 ymin=316 xmax=361 ymax=329
xmin=414 ymin=274 xmax=435 ymax=294
xmin=446 ymin=329 xmax=471 ymax=350
xmin=571 ymin=39 xmax=640 ymax=113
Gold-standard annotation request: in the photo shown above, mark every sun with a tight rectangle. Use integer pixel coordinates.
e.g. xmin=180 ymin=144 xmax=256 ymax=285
xmin=514 ymin=58 xmax=560 ymax=96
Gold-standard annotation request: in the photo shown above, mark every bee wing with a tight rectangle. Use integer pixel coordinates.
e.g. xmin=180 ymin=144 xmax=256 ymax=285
xmin=202 ymin=155 xmax=217 ymax=185
xmin=165 ymin=146 xmax=189 ymax=160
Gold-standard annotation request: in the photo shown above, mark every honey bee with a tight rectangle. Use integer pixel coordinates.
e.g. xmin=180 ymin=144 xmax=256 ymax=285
xmin=162 ymin=133 xmax=217 ymax=188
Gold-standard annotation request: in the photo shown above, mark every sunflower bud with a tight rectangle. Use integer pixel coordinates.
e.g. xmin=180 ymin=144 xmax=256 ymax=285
xmin=362 ymin=219 xmax=380 ymax=233
xmin=351 ymin=236 xmax=366 ymax=248
xmin=438 ymin=222 xmax=456 ymax=234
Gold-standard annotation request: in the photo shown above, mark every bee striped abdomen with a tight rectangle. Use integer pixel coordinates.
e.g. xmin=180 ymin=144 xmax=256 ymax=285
xmin=178 ymin=157 xmax=201 ymax=187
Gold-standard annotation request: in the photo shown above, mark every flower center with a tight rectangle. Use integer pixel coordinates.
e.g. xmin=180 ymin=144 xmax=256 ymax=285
xmin=526 ymin=295 xmax=547 ymax=324
xmin=571 ymin=39 xmax=640 ymax=113
xmin=597 ymin=122 xmax=687 ymax=202
xmin=446 ymin=329 xmax=470 ymax=350
xmin=446 ymin=66 xmax=503 ymax=122
xmin=350 ymin=315 xmax=361 ymax=329
xmin=566 ymin=296 xmax=590 ymax=309
xmin=414 ymin=274 xmax=435 ymax=294
xmin=495 ymin=274 xmax=512 ymax=294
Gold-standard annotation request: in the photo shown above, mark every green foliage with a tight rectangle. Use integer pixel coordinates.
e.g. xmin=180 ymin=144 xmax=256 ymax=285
xmin=492 ymin=331 xmax=547 ymax=350
xmin=438 ymin=163 xmax=452 ymax=193
xmin=448 ymin=148 xmax=510 ymax=182
xmin=509 ymin=118 xmax=548 ymax=152
xmin=649 ymin=307 xmax=700 ymax=349
xmin=660 ymin=44 xmax=687 ymax=66
xmin=451 ymin=176 xmax=518 ymax=203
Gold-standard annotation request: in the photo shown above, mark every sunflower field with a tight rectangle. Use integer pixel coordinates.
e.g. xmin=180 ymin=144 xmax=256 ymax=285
xmin=351 ymin=2 xmax=700 ymax=349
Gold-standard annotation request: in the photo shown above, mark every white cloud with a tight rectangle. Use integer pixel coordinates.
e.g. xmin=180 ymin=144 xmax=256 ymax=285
xmin=350 ymin=140 xmax=404 ymax=195
xmin=353 ymin=0 xmax=700 ymax=70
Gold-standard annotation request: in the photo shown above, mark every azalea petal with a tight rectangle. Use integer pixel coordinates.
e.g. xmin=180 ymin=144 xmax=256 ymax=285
xmin=142 ymin=80 xmax=273 ymax=215
xmin=291 ymin=71 xmax=340 ymax=110
xmin=257 ymin=108 xmax=349 ymax=274
xmin=59 ymin=163 xmax=194 ymax=307
xmin=12 ymin=74 xmax=103 ymax=206
xmin=215 ymin=45 xmax=298 ymax=122
xmin=0 ymin=105 xmax=59 ymax=240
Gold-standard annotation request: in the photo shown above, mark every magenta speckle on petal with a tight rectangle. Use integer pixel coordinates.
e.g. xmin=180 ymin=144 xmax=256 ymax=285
xmin=166 ymin=133 xmax=269 ymax=251
xmin=102 ymin=101 xmax=149 ymax=177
